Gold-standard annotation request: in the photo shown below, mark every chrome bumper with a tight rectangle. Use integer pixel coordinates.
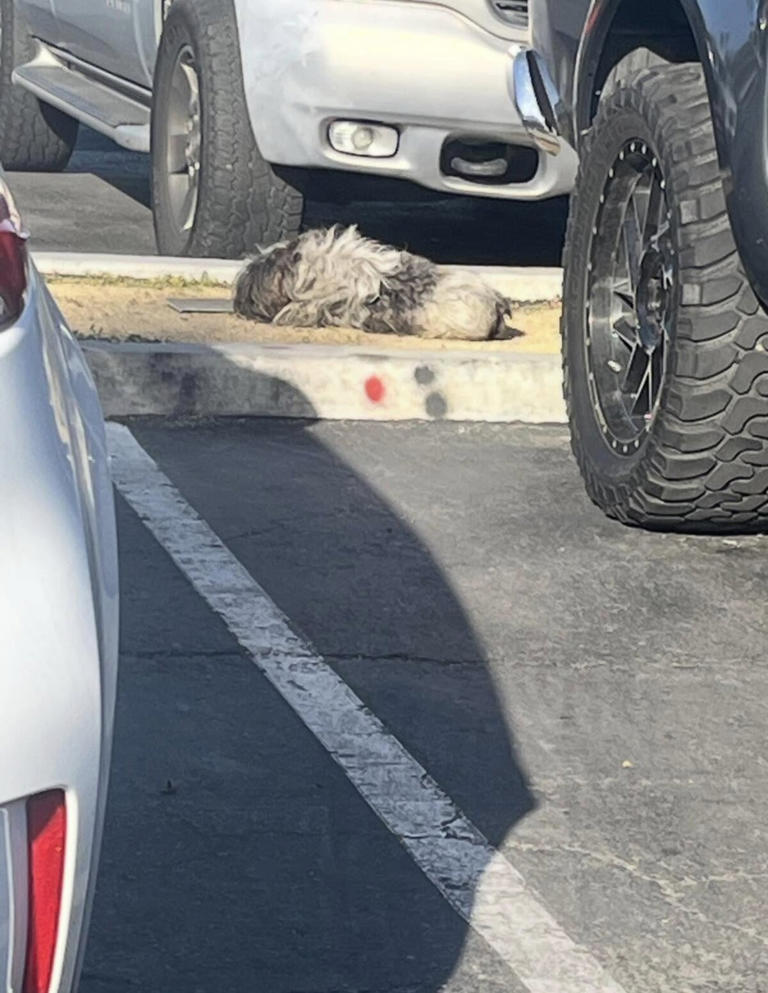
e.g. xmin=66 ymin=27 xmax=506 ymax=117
xmin=512 ymin=49 xmax=572 ymax=158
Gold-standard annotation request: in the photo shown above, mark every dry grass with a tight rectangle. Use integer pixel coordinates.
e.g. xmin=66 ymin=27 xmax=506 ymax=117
xmin=48 ymin=276 xmax=561 ymax=354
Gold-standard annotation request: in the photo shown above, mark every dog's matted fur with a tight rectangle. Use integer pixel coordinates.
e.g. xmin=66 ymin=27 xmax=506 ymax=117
xmin=234 ymin=226 xmax=520 ymax=340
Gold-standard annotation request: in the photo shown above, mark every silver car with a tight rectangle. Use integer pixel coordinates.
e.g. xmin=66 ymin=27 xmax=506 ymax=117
xmin=0 ymin=169 xmax=118 ymax=993
xmin=0 ymin=0 xmax=576 ymax=257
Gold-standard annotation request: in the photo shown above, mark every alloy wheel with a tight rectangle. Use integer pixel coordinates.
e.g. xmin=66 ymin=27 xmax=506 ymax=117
xmin=585 ymin=140 xmax=675 ymax=454
xmin=164 ymin=44 xmax=201 ymax=235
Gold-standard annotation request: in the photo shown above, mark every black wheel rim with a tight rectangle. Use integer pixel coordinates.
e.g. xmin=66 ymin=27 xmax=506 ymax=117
xmin=585 ymin=140 xmax=675 ymax=455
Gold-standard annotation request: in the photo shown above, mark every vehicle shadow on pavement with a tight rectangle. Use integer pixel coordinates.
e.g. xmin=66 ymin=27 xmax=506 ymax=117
xmin=48 ymin=127 xmax=568 ymax=265
xmin=65 ymin=128 xmax=154 ymax=209
xmin=304 ymin=185 xmax=569 ymax=267
xmin=80 ymin=380 xmax=535 ymax=992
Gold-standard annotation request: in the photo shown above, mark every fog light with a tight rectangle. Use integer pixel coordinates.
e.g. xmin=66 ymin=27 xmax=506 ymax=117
xmin=328 ymin=121 xmax=399 ymax=158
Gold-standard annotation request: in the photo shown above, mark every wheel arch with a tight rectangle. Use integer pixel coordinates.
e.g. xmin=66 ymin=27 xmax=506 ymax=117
xmin=574 ymin=0 xmax=705 ymax=139
xmin=574 ymin=0 xmax=768 ymax=308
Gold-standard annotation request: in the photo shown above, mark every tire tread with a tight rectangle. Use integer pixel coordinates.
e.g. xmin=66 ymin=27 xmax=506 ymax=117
xmin=152 ymin=0 xmax=303 ymax=257
xmin=563 ymin=53 xmax=768 ymax=531
xmin=0 ymin=0 xmax=77 ymax=171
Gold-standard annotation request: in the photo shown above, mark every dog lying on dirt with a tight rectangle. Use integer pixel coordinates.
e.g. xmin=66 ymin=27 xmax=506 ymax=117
xmin=233 ymin=226 xmax=520 ymax=341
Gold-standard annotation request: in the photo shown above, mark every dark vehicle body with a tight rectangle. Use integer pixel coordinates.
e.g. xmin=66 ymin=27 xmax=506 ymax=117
xmin=535 ymin=0 xmax=768 ymax=312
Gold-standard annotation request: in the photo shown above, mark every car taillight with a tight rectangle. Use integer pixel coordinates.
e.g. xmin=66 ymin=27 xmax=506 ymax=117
xmin=0 ymin=176 xmax=28 ymax=325
xmin=23 ymin=791 xmax=67 ymax=993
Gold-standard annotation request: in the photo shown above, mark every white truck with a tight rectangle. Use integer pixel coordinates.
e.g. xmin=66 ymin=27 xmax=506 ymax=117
xmin=0 ymin=0 xmax=576 ymax=256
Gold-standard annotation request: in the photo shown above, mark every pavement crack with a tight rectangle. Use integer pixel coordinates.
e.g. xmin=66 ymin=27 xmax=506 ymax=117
xmin=507 ymin=839 xmax=686 ymax=902
xmin=283 ymin=987 xmax=427 ymax=993
xmin=123 ymin=649 xmax=245 ymax=661
xmin=220 ymin=528 xmax=271 ymax=542
xmin=329 ymin=652 xmax=484 ymax=666
xmin=506 ymin=840 xmax=768 ymax=947
xmin=671 ymin=905 xmax=768 ymax=949
xmin=699 ymin=870 xmax=768 ymax=884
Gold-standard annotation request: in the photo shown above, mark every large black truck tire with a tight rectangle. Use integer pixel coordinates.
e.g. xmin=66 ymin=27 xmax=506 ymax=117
xmin=562 ymin=51 xmax=768 ymax=531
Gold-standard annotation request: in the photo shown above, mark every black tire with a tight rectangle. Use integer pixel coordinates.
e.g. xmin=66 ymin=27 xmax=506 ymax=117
xmin=562 ymin=52 xmax=768 ymax=532
xmin=0 ymin=0 xmax=78 ymax=171
xmin=151 ymin=0 xmax=304 ymax=257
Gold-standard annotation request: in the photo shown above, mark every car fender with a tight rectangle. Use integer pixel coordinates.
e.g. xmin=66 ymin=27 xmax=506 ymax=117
xmin=573 ymin=0 xmax=768 ymax=304
xmin=232 ymin=0 xmax=323 ymax=163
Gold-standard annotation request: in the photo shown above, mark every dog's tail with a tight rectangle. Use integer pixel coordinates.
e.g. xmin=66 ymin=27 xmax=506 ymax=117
xmin=488 ymin=296 xmax=523 ymax=340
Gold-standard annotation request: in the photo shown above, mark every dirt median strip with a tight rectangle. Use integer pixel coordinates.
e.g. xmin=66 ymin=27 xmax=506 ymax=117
xmin=49 ymin=276 xmax=562 ymax=355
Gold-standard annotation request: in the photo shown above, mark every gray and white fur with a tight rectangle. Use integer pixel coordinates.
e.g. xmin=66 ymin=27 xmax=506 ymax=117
xmin=234 ymin=226 xmax=520 ymax=340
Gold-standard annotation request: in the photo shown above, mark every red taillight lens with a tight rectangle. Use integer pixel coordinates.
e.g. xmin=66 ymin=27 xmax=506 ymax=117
xmin=23 ymin=790 xmax=67 ymax=993
xmin=0 ymin=180 xmax=28 ymax=324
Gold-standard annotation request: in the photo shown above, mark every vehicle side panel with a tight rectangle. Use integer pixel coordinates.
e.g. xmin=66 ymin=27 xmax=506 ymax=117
xmin=16 ymin=0 xmax=58 ymax=44
xmin=44 ymin=0 xmax=155 ymax=87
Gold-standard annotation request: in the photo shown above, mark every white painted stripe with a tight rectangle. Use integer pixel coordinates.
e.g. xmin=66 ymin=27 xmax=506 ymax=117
xmin=107 ymin=422 xmax=627 ymax=993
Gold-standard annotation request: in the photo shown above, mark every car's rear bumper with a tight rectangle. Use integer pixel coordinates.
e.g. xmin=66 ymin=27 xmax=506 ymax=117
xmin=236 ymin=0 xmax=577 ymax=200
xmin=0 ymin=267 xmax=118 ymax=993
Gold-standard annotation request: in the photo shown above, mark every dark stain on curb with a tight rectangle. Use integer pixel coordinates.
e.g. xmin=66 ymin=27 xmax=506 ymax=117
xmin=414 ymin=365 xmax=436 ymax=386
xmin=426 ymin=392 xmax=448 ymax=419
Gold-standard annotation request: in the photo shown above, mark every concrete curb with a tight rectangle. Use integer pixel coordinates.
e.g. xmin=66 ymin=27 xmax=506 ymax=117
xmin=35 ymin=252 xmax=244 ymax=284
xmin=34 ymin=252 xmax=563 ymax=301
xmin=83 ymin=341 xmax=566 ymax=423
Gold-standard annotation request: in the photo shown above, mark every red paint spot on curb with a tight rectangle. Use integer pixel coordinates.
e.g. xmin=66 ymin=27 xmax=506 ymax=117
xmin=365 ymin=376 xmax=385 ymax=403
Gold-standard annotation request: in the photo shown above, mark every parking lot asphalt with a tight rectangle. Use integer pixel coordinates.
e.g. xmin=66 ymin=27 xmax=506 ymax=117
xmin=81 ymin=418 xmax=768 ymax=993
xmin=9 ymin=128 xmax=568 ymax=264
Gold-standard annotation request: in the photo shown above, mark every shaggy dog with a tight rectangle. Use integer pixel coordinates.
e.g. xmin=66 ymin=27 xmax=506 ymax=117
xmin=233 ymin=226 xmax=520 ymax=340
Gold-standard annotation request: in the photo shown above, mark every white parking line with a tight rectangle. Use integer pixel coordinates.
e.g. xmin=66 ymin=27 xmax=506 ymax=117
xmin=108 ymin=422 xmax=628 ymax=993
